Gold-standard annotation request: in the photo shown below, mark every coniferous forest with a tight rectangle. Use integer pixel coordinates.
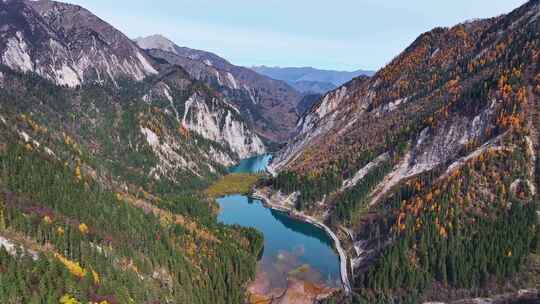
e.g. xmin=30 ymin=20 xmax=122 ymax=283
xmin=0 ymin=143 xmax=263 ymax=304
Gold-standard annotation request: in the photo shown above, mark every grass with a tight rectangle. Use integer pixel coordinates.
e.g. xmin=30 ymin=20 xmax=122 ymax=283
xmin=204 ymin=173 xmax=261 ymax=198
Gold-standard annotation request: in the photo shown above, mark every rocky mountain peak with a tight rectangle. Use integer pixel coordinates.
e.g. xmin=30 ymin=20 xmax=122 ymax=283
xmin=137 ymin=34 xmax=302 ymax=142
xmin=0 ymin=0 xmax=158 ymax=87
xmin=134 ymin=34 xmax=178 ymax=54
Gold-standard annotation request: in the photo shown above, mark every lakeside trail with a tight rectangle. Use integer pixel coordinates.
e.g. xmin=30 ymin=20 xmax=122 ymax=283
xmin=252 ymin=187 xmax=352 ymax=294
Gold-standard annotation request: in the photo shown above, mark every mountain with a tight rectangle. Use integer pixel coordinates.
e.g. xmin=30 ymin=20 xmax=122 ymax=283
xmin=290 ymin=80 xmax=337 ymax=95
xmin=0 ymin=0 xmax=270 ymax=196
xmin=296 ymin=93 xmax=323 ymax=115
xmin=135 ymin=34 xmax=302 ymax=142
xmin=251 ymin=66 xmax=375 ymax=94
xmin=0 ymin=0 xmax=159 ymax=87
xmin=0 ymin=0 xmax=265 ymax=173
xmin=268 ymin=1 xmax=540 ymax=302
xmin=0 ymin=2 xmax=266 ymax=302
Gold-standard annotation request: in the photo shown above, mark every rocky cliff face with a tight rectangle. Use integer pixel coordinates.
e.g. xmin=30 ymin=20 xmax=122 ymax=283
xmin=272 ymin=2 xmax=540 ymax=177
xmin=0 ymin=0 xmax=266 ymax=192
xmin=0 ymin=0 xmax=158 ymax=87
xmin=144 ymin=71 xmax=265 ymax=160
xmin=136 ymin=35 xmax=302 ymax=142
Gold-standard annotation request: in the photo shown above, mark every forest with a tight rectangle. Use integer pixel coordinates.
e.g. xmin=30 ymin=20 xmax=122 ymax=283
xmin=0 ymin=143 xmax=263 ymax=303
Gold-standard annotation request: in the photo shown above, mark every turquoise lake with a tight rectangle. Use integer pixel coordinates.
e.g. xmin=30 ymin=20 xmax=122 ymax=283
xmin=228 ymin=154 xmax=273 ymax=173
xmin=217 ymin=155 xmax=341 ymax=289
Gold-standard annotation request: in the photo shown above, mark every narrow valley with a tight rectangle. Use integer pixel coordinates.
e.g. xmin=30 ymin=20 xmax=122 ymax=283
xmin=0 ymin=0 xmax=539 ymax=303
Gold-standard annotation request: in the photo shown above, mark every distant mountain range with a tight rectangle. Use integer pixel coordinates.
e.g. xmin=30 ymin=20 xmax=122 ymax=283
xmin=251 ymin=66 xmax=374 ymax=94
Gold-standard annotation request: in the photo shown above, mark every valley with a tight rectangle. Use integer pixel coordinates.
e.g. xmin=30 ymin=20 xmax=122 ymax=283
xmin=0 ymin=0 xmax=539 ymax=303
xmin=216 ymin=156 xmax=341 ymax=304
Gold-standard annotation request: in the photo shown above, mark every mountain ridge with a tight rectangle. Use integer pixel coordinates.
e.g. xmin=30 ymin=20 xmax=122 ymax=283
xmin=135 ymin=34 xmax=303 ymax=142
xmin=269 ymin=1 xmax=540 ymax=302
xmin=0 ymin=0 xmax=159 ymax=87
xmin=251 ymin=65 xmax=375 ymax=94
xmin=0 ymin=0 xmax=270 ymax=190
xmin=0 ymin=0 xmax=539 ymax=303
xmin=0 ymin=2 xmax=267 ymax=304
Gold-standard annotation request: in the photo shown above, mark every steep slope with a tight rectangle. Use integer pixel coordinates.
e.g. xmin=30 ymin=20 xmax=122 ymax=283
xmin=0 ymin=2 xmax=266 ymax=303
xmin=269 ymin=1 xmax=540 ymax=302
xmin=0 ymin=109 xmax=264 ymax=304
xmin=135 ymin=35 xmax=302 ymax=142
xmin=141 ymin=64 xmax=266 ymax=162
xmin=0 ymin=0 xmax=265 ymax=187
xmin=296 ymin=93 xmax=323 ymax=115
xmin=0 ymin=0 xmax=158 ymax=87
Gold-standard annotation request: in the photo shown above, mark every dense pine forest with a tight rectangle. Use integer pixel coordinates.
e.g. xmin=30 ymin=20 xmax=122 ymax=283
xmin=0 ymin=140 xmax=263 ymax=303
xmin=0 ymin=47 xmax=264 ymax=303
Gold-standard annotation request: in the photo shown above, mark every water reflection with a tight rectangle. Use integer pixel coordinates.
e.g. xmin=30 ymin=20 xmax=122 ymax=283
xmin=218 ymin=154 xmax=342 ymax=295
xmin=217 ymin=195 xmax=341 ymax=288
xmin=269 ymin=209 xmax=334 ymax=248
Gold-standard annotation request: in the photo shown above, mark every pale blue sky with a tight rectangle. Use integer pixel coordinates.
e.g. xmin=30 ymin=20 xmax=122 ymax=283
xmin=67 ymin=0 xmax=527 ymax=71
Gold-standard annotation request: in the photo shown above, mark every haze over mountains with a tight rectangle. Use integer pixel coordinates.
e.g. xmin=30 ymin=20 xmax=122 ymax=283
xmin=252 ymin=66 xmax=375 ymax=94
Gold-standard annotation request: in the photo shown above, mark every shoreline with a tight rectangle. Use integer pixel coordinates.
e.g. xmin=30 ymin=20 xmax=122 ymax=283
xmin=251 ymin=188 xmax=352 ymax=294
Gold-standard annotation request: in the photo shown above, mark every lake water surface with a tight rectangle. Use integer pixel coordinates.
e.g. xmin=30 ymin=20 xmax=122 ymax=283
xmin=217 ymin=155 xmax=341 ymax=289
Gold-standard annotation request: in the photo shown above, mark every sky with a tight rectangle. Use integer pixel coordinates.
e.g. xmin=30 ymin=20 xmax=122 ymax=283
xmin=67 ymin=0 xmax=527 ymax=71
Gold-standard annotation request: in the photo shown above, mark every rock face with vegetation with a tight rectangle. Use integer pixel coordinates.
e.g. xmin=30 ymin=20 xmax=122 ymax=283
xmin=136 ymin=35 xmax=302 ymax=142
xmin=270 ymin=1 xmax=540 ymax=302
xmin=0 ymin=0 xmax=270 ymax=189
xmin=0 ymin=0 xmax=159 ymax=87
xmin=0 ymin=1 xmax=266 ymax=303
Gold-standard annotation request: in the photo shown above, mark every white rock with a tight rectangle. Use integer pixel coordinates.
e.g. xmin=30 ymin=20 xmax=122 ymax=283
xmin=55 ymin=64 xmax=81 ymax=87
xmin=2 ymin=32 xmax=33 ymax=73
xmin=136 ymin=51 xmax=158 ymax=75
xmin=226 ymin=72 xmax=238 ymax=89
